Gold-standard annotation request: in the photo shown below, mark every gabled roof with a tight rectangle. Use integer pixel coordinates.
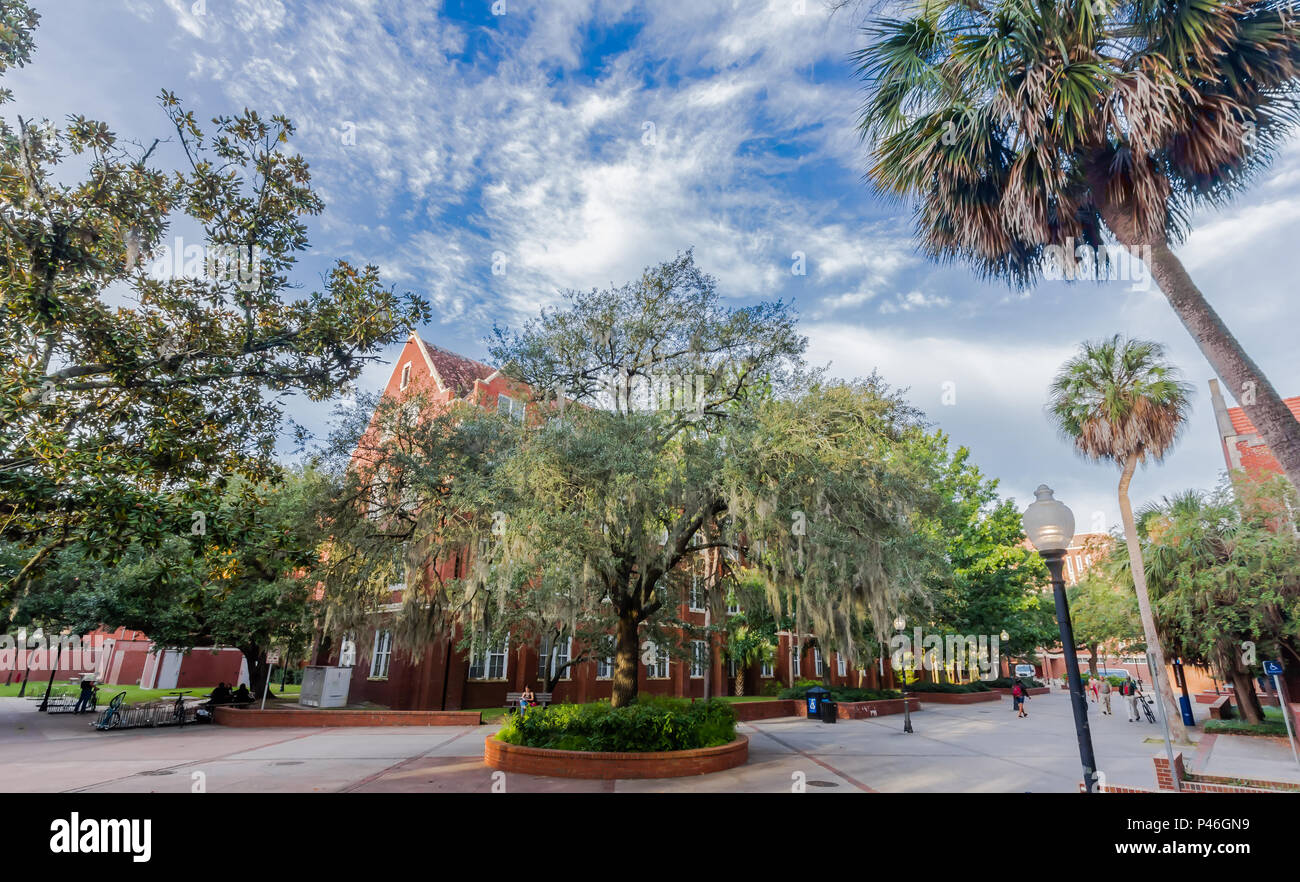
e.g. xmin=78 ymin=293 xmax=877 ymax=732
xmin=412 ymin=334 xmax=496 ymax=397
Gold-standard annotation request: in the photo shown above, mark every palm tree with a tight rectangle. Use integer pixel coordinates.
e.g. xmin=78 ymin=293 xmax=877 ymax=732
xmin=1048 ymin=335 xmax=1193 ymax=740
xmin=852 ymin=0 xmax=1300 ymax=494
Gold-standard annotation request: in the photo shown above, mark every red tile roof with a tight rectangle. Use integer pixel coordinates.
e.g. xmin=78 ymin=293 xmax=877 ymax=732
xmin=1226 ymin=396 xmax=1300 ymax=436
xmin=417 ymin=336 xmax=496 ymax=396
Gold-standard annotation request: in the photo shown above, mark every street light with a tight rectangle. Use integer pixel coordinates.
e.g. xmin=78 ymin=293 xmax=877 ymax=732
xmin=893 ymin=615 xmax=912 ymax=734
xmin=1023 ymin=484 xmax=1099 ymax=792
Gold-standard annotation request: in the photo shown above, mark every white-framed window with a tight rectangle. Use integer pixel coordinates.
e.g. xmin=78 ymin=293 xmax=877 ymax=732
xmin=497 ymin=393 xmax=525 ymax=422
xmin=814 ymin=647 xmax=824 ymax=677
xmin=369 ymin=630 xmax=392 ymax=679
xmin=468 ymin=633 xmax=510 ymax=680
xmin=596 ymin=656 xmax=614 ymax=680
xmin=689 ymin=571 xmax=705 ymax=612
xmin=728 ymin=657 xmax=738 ymax=678
xmin=726 ymin=593 xmax=740 ymax=615
xmin=761 ymin=659 xmax=774 ymax=678
xmin=837 ymin=655 xmax=847 ymax=677
xmin=537 ymin=635 xmax=572 ymax=681
xmin=647 ymin=644 xmax=670 ymax=679
xmin=690 ymin=641 xmax=708 ymax=678
xmin=399 ymin=362 xmax=412 ymax=391
xmin=790 ymin=648 xmax=801 ymax=677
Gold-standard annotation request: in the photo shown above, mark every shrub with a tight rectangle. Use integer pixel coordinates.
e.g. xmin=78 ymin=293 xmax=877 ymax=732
xmin=1203 ymin=718 xmax=1290 ymax=737
xmin=759 ymin=680 xmax=783 ymax=697
xmin=777 ymin=684 xmax=901 ymax=702
xmin=904 ymin=681 xmax=992 ymax=694
xmin=983 ymin=676 xmax=1044 ymax=689
xmin=496 ymin=696 xmax=737 ymax=753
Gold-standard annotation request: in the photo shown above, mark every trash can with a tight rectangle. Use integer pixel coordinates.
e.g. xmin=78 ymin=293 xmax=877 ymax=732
xmin=820 ymin=699 xmax=838 ymax=723
xmin=805 ymin=685 xmax=830 ymax=720
xmin=1178 ymin=696 xmax=1196 ymax=727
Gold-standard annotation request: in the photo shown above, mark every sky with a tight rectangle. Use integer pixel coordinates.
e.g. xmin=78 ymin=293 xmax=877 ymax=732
xmin=9 ymin=0 xmax=1300 ymax=531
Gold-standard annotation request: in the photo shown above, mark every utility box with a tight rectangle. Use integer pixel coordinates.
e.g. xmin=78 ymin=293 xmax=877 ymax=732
xmin=299 ymin=666 xmax=352 ymax=708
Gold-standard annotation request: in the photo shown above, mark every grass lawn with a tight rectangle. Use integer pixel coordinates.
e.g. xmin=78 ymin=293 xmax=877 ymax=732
xmin=1203 ymin=705 xmax=1291 ymax=737
xmin=0 ymin=682 xmax=301 ymax=705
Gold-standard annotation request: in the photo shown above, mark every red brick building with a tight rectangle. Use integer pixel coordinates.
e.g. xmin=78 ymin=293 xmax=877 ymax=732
xmin=1208 ymin=378 xmax=1300 ymax=481
xmin=314 ymin=333 xmax=892 ymax=710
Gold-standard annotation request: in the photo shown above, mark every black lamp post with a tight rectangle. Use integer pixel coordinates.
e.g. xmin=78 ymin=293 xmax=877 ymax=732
xmin=1023 ymin=484 xmax=1099 ymax=793
xmin=893 ymin=616 xmax=912 ymax=734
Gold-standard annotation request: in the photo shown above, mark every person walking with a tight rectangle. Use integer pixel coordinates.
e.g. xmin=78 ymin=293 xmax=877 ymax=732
xmin=1122 ymin=679 xmax=1139 ymax=722
xmin=1088 ymin=677 xmax=1099 ymax=703
xmin=72 ymin=677 xmax=95 ymax=714
xmin=1099 ymin=677 xmax=1113 ymax=715
xmin=1014 ymin=680 xmax=1030 ymax=718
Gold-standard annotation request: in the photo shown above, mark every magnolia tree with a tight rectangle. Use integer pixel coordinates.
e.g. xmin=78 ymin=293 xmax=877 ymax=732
xmin=320 ymin=253 xmax=950 ymax=706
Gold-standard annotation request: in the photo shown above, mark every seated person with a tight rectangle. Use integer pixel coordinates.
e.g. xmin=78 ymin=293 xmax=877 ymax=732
xmin=520 ymin=686 xmax=536 ymax=710
xmin=232 ymin=684 xmax=253 ymax=704
xmin=207 ymin=682 xmax=233 ymax=705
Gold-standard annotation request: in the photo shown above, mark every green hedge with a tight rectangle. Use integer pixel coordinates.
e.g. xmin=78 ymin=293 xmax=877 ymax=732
xmin=777 ymin=684 xmax=901 ymax=702
xmin=983 ymin=676 xmax=1044 ymax=689
xmin=903 ymin=681 xmax=992 ymax=694
xmin=495 ymin=696 xmax=736 ymax=753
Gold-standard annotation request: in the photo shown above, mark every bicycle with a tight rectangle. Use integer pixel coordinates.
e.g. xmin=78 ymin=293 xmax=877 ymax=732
xmin=168 ymin=691 xmax=192 ymax=726
xmin=94 ymin=691 xmax=128 ymax=730
xmin=1138 ymin=694 xmax=1157 ymax=724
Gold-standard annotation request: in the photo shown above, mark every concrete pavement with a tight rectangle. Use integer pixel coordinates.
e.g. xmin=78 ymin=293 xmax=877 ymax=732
xmin=4 ymin=692 xmax=1292 ymax=793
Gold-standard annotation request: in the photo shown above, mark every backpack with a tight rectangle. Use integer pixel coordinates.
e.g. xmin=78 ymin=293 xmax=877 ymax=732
xmin=1012 ymin=683 xmax=1023 ymax=697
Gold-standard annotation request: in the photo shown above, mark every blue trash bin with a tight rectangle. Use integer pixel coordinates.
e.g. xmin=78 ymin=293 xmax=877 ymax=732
xmin=805 ymin=685 xmax=830 ymax=719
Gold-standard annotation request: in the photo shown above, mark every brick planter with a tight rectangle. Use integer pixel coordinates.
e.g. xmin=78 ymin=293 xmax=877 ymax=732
xmin=728 ymin=700 xmax=802 ymax=721
xmin=836 ymin=698 xmax=921 ymax=719
xmin=908 ymin=691 xmax=1001 ymax=705
xmin=213 ymin=707 xmax=481 ymax=727
xmin=484 ymin=734 xmax=749 ymax=779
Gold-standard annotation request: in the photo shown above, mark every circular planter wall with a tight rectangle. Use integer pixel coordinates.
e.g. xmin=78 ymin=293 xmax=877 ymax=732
xmin=484 ymin=734 xmax=748 ymax=779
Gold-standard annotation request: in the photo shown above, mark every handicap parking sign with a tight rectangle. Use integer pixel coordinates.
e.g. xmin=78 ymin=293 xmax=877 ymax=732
xmin=1264 ymin=660 xmax=1284 ymax=676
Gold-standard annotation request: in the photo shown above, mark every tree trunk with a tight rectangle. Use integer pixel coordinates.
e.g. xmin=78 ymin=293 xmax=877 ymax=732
xmin=1087 ymin=644 xmax=1099 ymax=678
xmin=243 ymin=647 xmax=269 ymax=700
xmin=1143 ymin=242 xmax=1300 ymax=493
xmin=734 ymin=668 xmax=745 ymax=697
xmin=612 ymin=614 xmax=639 ymax=708
xmin=37 ymin=666 xmax=56 ymax=712
xmin=1227 ymin=662 xmax=1265 ymax=725
xmin=1117 ymin=456 xmax=1188 ymax=742
xmin=1091 ymin=160 xmax=1300 ymax=496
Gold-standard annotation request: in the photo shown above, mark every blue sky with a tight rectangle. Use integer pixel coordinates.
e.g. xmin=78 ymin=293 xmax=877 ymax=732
xmin=11 ymin=0 xmax=1300 ymax=529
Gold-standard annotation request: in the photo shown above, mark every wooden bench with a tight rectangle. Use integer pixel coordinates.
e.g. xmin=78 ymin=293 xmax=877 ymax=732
xmin=505 ymin=692 xmax=553 ymax=711
xmin=1208 ymin=695 xmax=1234 ymax=720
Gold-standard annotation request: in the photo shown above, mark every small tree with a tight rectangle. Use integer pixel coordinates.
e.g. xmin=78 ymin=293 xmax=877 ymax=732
xmin=1049 ymin=335 xmax=1193 ymax=739
xmin=1139 ymin=480 xmax=1300 ymax=724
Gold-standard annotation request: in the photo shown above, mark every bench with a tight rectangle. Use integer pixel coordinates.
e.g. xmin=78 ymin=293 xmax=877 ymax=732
xmin=1208 ymin=695 xmax=1234 ymax=720
xmin=505 ymin=692 xmax=553 ymax=711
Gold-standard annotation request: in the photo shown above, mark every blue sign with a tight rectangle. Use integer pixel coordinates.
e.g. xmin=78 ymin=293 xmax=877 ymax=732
xmin=807 ymin=697 xmax=817 ymax=713
xmin=1264 ymin=660 xmax=1284 ymax=676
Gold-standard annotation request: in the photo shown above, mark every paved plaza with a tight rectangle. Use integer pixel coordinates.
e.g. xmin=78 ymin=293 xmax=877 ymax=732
xmin=3 ymin=694 xmax=1296 ymax=793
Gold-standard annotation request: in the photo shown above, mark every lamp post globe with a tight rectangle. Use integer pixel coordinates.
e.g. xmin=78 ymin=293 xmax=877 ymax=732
xmin=1022 ymin=485 xmax=1098 ymax=791
xmin=1022 ymin=484 xmax=1074 ymax=553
